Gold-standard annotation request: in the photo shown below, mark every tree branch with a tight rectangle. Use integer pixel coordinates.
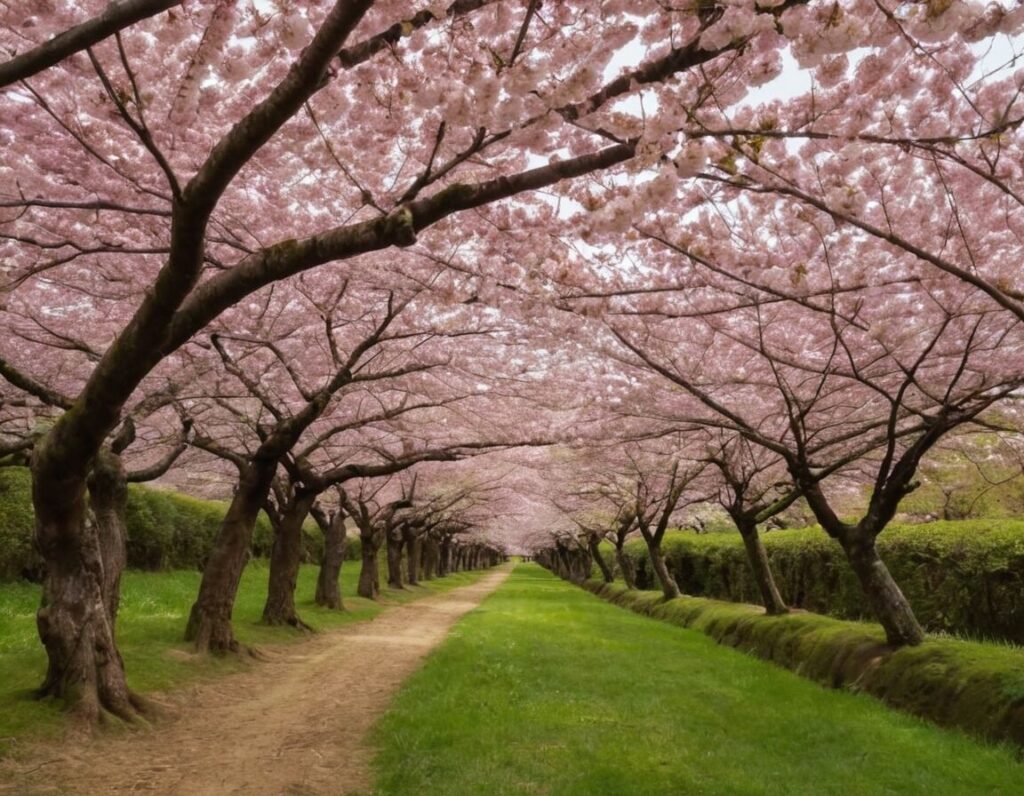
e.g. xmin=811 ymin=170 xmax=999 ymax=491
xmin=0 ymin=0 xmax=182 ymax=88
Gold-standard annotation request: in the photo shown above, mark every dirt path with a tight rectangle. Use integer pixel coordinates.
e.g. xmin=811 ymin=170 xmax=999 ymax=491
xmin=2 ymin=568 xmax=510 ymax=796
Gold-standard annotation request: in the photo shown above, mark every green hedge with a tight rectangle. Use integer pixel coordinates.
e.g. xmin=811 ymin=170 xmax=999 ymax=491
xmin=0 ymin=469 xmax=35 ymax=581
xmin=0 ymin=467 xmax=346 ymax=580
xmin=609 ymin=521 xmax=1024 ymax=644
xmin=582 ymin=580 xmax=1024 ymax=751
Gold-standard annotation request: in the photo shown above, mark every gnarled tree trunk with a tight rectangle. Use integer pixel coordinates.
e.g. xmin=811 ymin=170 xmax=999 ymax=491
xmin=32 ymin=442 xmax=143 ymax=724
xmin=421 ymin=537 xmax=439 ymax=580
xmin=736 ymin=518 xmax=788 ymax=616
xmin=262 ymin=492 xmax=316 ymax=629
xmin=87 ymin=447 xmax=129 ymax=629
xmin=357 ymin=531 xmax=381 ymax=599
xmin=386 ymin=529 xmax=404 ymax=589
xmin=186 ymin=462 xmax=275 ymax=653
xmin=614 ymin=543 xmax=636 ymax=589
xmin=841 ymin=533 xmax=924 ymax=646
xmin=647 ymin=543 xmax=681 ymax=601
xmin=314 ymin=509 xmax=347 ymax=609
xmin=588 ymin=536 xmax=613 ymax=583
xmin=438 ymin=538 xmax=451 ymax=577
xmin=405 ymin=529 xmax=421 ymax=586
xmin=554 ymin=543 xmax=570 ymax=580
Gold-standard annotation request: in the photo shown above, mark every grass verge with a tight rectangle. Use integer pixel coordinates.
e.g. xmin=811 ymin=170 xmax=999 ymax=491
xmin=582 ymin=579 xmax=1024 ymax=750
xmin=372 ymin=564 xmax=1022 ymax=795
xmin=0 ymin=563 xmax=484 ymax=755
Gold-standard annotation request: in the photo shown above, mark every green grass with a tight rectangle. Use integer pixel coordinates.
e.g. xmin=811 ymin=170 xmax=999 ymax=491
xmin=583 ymin=580 xmax=1024 ymax=747
xmin=371 ymin=564 xmax=1023 ymax=796
xmin=0 ymin=563 xmax=483 ymax=755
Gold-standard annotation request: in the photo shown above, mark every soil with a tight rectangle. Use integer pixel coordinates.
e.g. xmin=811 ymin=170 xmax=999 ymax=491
xmin=1 ymin=568 xmax=509 ymax=796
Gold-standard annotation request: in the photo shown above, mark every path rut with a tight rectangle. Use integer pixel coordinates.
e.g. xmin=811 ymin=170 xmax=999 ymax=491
xmin=2 ymin=568 xmax=509 ymax=796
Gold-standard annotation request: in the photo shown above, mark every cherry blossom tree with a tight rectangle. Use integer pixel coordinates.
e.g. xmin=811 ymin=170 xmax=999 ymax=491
xmin=702 ymin=432 xmax=794 ymax=615
xmin=339 ymin=476 xmax=412 ymax=599
xmin=547 ymin=451 xmax=641 ymax=586
xmin=310 ymin=493 xmax=348 ymax=609
xmin=610 ymin=279 xmax=1023 ymax=645
xmin=626 ymin=447 xmax=710 ymax=601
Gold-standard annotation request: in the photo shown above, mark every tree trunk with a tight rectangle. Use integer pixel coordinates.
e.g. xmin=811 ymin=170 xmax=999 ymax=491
xmin=405 ymin=533 xmax=421 ymax=586
xmin=386 ymin=530 xmax=404 ymax=589
xmin=315 ymin=512 xmax=347 ymax=609
xmin=589 ymin=537 xmax=614 ymax=583
xmin=736 ymin=519 xmax=788 ymax=616
xmin=262 ymin=492 xmax=316 ymax=629
xmin=614 ymin=544 xmax=636 ymax=589
xmin=358 ymin=533 xmax=380 ymax=599
xmin=438 ymin=539 xmax=451 ymax=577
xmin=186 ymin=462 xmax=274 ymax=653
xmin=86 ymin=447 xmax=129 ymax=629
xmin=32 ymin=444 xmax=143 ymax=723
xmin=647 ymin=542 xmax=681 ymax=601
xmin=554 ymin=545 xmax=568 ymax=579
xmin=841 ymin=533 xmax=925 ymax=646
xmin=421 ymin=538 xmax=438 ymax=580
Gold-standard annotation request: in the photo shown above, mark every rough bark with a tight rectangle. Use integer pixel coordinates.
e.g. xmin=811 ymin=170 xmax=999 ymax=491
xmin=557 ymin=545 xmax=573 ymax=581
xmin=357 ymin=532 xmax=381 ymax=599
xmin=385 ymin=529 xmax=404 ymax=589
xmin=614 ymin=544 xmax=636 ymax=589
xmin=185 ymin=462 xmax=275 ymax=653
xmin=86 ymin=447 xmax=130 ymax=629
xmin=842 ymin=533 xmax=925 ymax=646
xmin=736 ymin=518 xmax=788 ymax=616
xmin=405 ymin=532 xmax=421 ymax=586
xmin=647 ymin=543 xmax=681 ymax=601
xmin=32 ymin=443 xmax=143 ymax=724
xmin=262 ymin=492 xmax=317 ymax=629
xmin=421 ymin=537 xmax=439 ymax=580
xmin=0 ymin=0 xmax=183 ymax=88
xmin=588 ymin=536 xmax=613 ymax=583
xmin=314 ymin=510 xmax=347 ymax=609
xmin=438 ymin=538 xmax=451 ymax=577
xmin=574 ymin=546 xmax=591 ymax=581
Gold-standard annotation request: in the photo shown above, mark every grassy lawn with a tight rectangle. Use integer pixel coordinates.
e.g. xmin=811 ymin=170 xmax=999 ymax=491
xmin=0 ymin=562 xmax=483 ymax=754
xmin=371 ymin=564 xmax=1023 ymax=796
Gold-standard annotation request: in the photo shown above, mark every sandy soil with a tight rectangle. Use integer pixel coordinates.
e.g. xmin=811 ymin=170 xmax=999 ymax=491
xmin=1 ymin=568 xmax=509 ymax=796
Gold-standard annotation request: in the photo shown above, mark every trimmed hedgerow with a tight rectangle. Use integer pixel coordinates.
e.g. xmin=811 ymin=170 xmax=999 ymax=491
xmin=0 ymin=468 xmax=36 ymax=581
xmin=609 ymin=521 xmax=1024 ymax=643
xmin=582 ymin=580 xmax=1024 ymax=751
xmin=0 ymin=466 xmax=346 ymax=580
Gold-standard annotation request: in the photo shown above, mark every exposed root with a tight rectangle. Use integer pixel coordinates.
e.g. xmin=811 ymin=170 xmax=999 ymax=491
xmin=260 ymin=613 xmax=316 ymax=634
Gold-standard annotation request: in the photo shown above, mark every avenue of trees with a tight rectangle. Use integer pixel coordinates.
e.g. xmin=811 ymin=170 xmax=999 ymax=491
xmin=2 ymin=0 xmax=1024 ymax=727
